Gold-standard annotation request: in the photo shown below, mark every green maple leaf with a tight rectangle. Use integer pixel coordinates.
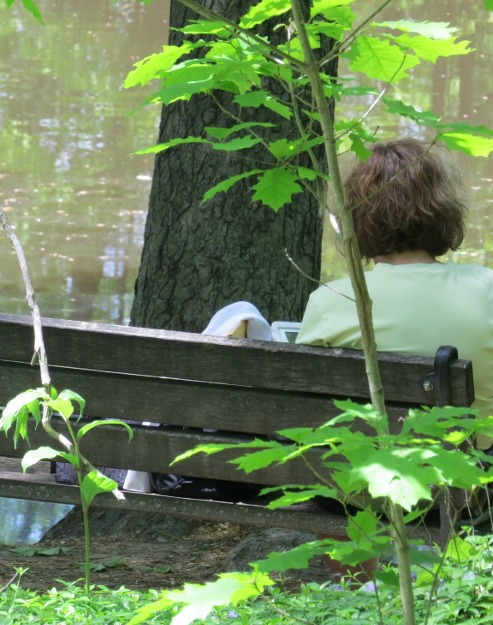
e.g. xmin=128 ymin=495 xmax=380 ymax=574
xmin=251 ymin=168 xmax=302 ymax=211
xmin=383 ymin=97 xmax=441 ymax=126
xmin=124 ymin=42 xmax=197 ymax=88
xmin=387 ymin=33 xmax=472 ymax=63
xmin=240 ymin=0 xmax=290 ymax=29
xmin=440 ymin=132 xmax=493 ymax=157
xmin=345 ymin=35 xmax=420 ymax=83
xmin=201 ymin=169 xmax=263 ymax=204
xmin=345 ymin=447 xmax=437 ymax=510
xmin=378 ymin=20 xmax=459 ymax=39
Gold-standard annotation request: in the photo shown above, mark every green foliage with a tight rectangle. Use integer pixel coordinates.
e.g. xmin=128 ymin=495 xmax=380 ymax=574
xmin=128 ymin=571 xmax=274 ymax=625
xmin=0 ymin=580 xmax=168 ymax=625
xmin=2 ymin=536 xmax=493 ymax=624
xmin=125 ymin=0 xmax=493 ymax=211
xmin=164 ymin=400 xmax=493 ymax=624
xmin=0 ymin=387 xmax=132 ymax=592
xmin=4 ymin=0 xmax=43 ymax=24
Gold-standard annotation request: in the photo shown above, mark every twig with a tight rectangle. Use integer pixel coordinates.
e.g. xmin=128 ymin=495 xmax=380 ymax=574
xmin=284 ymin=249 xmax=355 ymax=302
xmin=0 ymin=570 xmax=19 ymax=592
xmin=0 ymin=205 xmax=124 ymax=501
xmin=0 ymin=208 xmax=50 ymax=389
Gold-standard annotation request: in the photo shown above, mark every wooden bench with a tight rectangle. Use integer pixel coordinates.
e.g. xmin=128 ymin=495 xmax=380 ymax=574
xmin=0 ymin=312 xmax=475 ymax=537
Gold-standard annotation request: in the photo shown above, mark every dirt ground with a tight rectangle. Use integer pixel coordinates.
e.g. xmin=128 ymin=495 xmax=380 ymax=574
xmin=0 ymin=505 xmax=332 ymax=593
xmin=0 ymin=512 xmax=251 ymax=592
xmin=0 ymin=458 xmax=335 ymax=593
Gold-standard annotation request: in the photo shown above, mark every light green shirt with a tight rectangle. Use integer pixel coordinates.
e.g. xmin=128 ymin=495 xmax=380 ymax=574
xmin=296 ymin=261 xmax=493 ymax=448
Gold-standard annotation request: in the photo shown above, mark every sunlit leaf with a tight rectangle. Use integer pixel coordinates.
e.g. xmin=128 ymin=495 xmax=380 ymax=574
xmin=486 ymin=0 xmax=493 ymax=9
xmin=345 ymin=35 xmax=420 ymax=83
xmin=155 ymin=71 xmax=216 ymax=104
xmin=424 ymin=446 xmax=486 ymax=489
xmin=240 ymin=0 xmax=290 ymax=29
xmin=440 ymin=132 xmax=493 ymax=157
xmin=212 ymin=136 xmax=263 ymax=151
xmin=172 ymin=442 xmax=254 ymax=464
xmin=1 ymin=389 xmax=46 ymax=428
xmin=124 ymin=43 xmax=198 ymax=88
xmin=205 ymin=122 xmax=274 ymax=140
xmin=81 ymin=470 xmax=118 ymax=506
xmin=333 ymin=399 xmax=388 ymax=433
xmin=445 ymin=535 xmax=478 ymax=562
xmin=128 ymin=571 xmax=273 ymax=625
xmin=21 ymin=446 xmax=78 ymax=472
xmin=308 ymin=19 xmax=347 ymax=42
xmin=77 ymin=419 xmax=133 ymax=440
xmin=345 ymin=447 xmax=437 ymax=510
xmin=134 ymin=136 xmax=210 ymax=155
xmin=46 ymin=398 xmax=74 ymax=420
xmin=230 ymin=445 xmax=296 ymax=473
xmin=251 ymin=168 xmax=302 ymax=211
xmin=180 ymin=20 xmax=231 ymax=38
xmin=383 ymin=97 xmax=441 ymax=126
xmin=311 ymin=0 xmax=355 ymax=19
xmin=234 ymin=91 xmax=292 ymax=119
xmin=202 ymin=169 xmax=263 ymax=203
xmin=377 ymin=20 xmax=459 ymax=39
xmin=385 ymin=33 xmax=472 ymax=63
xmin=58 ymin=389 xmax=86 ymax=417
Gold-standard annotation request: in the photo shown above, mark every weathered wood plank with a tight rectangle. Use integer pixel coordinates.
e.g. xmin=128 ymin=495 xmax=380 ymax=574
xmin=0 ymin=471 xmax=343 ymax=533
xmin=0 ymin=421 xmax=331 ymax=487
xmin=0 ymin=313 xmax=474 ymax=405
xmin=0 ymin=360 xmax=416 ymax=434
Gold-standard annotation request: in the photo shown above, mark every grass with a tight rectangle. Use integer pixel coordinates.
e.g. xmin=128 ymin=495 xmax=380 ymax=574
xmin=2 ymin=534 xmax=493 ymax=625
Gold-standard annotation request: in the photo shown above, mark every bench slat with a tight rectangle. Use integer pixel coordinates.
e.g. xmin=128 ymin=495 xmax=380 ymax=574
xmin=0 ymin=313 xmax=474 ymax=405
xmin=0 ymin=360 xmax=416 ymax=434
xmin=0 ymin=471 xmax=342 ymax=533
xmin=0 ymin=422 xmax=330 ymax=487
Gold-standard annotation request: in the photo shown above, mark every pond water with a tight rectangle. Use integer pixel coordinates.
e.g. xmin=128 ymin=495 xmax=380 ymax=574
xmin=0 ymin=498 xmax=72 ymax=545
xmin=0 ymin=0 xmax=166 ymax=323
xmin=0 ymin=1 xmax=491 ymax=543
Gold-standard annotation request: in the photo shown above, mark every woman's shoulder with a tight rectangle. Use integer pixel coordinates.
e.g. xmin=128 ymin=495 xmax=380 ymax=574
xmin=448 ymin=261 xmax=493 ymax=280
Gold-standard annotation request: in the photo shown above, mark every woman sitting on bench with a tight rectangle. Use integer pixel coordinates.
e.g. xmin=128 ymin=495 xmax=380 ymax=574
xmin=296 ymin=138 xmax=493 ymax=451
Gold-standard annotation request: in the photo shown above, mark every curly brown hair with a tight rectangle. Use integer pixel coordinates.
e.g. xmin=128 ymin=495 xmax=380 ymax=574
xmin=344 ymin=139 xmax=467 ymax=259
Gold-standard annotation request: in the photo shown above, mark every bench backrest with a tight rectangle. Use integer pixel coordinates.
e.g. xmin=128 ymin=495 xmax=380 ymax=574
xmin=0 ymin=313 xmax=475 ymax=487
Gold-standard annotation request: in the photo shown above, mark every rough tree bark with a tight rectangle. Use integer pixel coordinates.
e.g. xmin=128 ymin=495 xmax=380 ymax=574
xmin=130 ymin=0 xmax=338 ymax=332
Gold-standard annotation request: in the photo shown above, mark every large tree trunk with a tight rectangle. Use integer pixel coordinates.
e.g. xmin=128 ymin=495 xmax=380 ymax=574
xmin=130 ymin=0 xmax=337 ymax=332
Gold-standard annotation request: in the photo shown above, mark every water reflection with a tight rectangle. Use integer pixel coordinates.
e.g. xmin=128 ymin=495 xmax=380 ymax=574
xmin=0 ymin=0 xmax=167 ymax=323
xmin=0 ymin=497 xmax=72 ymax=545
